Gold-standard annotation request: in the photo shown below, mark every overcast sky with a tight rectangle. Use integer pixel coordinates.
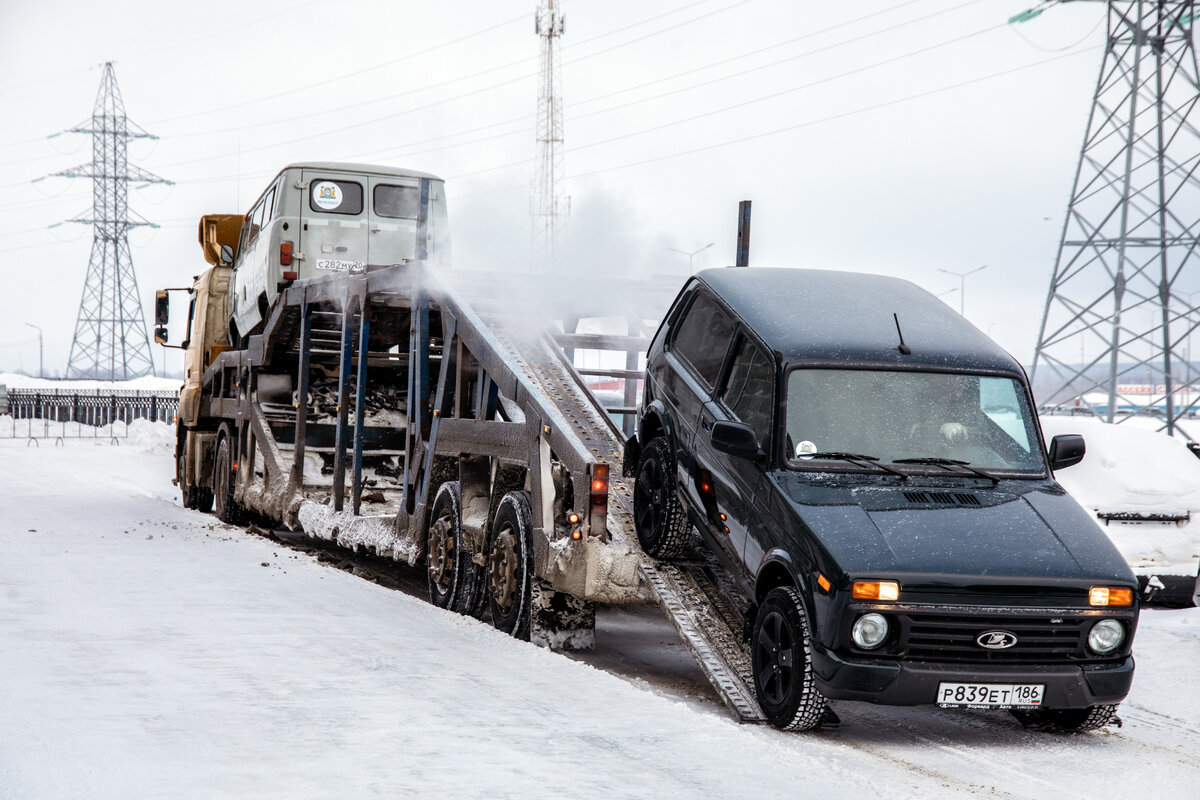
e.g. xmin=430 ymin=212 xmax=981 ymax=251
xmin=0 ymin=0 xmax=1112 ymax=376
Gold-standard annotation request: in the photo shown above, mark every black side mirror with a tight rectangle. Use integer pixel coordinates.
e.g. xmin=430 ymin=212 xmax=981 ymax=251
xmin=711 ymin=420 xmax=759 ymax=459
xmin=154 ymin=290 xmax=170 ymax=326
xmin=154 ymin=326 xmax=168 ymax=345
xmin=1048 ymin=434 xmax=1085 ymax=471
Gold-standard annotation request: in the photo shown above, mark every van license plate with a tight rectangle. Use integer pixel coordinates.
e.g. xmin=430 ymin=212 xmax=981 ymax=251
xmin=316 ymin=259 xmax=364 ymax=273
xmin=937 ymin=682 xmax=1044 ymax=708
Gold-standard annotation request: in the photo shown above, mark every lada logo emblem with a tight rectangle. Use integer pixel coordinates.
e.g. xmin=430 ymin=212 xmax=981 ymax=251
xmin=976 ymin=630 xmax=1018 ymax=649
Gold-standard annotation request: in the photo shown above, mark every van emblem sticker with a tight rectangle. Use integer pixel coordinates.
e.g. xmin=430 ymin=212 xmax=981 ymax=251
xmin=796 ymin=440 xmax=816 ymax=460
xmin=313 ymin=181 xmax=343 ymax=210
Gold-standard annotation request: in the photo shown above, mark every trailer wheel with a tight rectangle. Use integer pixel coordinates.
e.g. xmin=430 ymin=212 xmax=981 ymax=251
xmin=427 ymin=482 xmax=487 ymax=618
xmin=633 ymin=437 xmax=690 ymax=559
xmin=487 ymin=490 xmax=533 ymax=640
xmin=213 ymin=435 xmax=246 ymax=526
xmin=1011 ymin=704 xmax=1120 ymax=734
xmin=752 ymin=585 xmax=828 ymax=731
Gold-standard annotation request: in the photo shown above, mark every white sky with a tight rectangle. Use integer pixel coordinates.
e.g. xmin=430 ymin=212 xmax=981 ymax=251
xmin=0 ymin=0 xmax=1112 ymax=376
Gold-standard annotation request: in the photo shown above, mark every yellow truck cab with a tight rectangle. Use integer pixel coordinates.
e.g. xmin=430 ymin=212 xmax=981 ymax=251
xmin=228 ymin=162 xmax=449 ymax=344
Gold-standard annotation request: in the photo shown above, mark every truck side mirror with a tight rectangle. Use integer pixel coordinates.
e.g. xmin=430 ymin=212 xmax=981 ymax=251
xmin=154 ymin=290 xmax=170 ymax=326
xmin=1047 ymin=434 xmax=1085 ymax=471
xmin=711 ymin=420 xmax=759 ymax=459
xmin=220 ymin=243 xmax=234 ymax=266
xmin=154 ymin=326 xmax=169 ymax=344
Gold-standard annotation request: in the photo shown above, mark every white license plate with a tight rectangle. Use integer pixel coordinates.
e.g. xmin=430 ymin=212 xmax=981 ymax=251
xmin=315 ymin=259 xmax=364 ymax=273
xmin=936 ymin=682 xmax=1044 ymax=709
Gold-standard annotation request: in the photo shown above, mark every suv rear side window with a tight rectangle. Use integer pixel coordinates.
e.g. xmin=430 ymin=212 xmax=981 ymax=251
xmin=672 ymin=292 xmax=735 ymax=387
xmin=374 ymin=184 xmax=420 ymax=219
xmin=309 ymin=179 xmax=363 ymax=215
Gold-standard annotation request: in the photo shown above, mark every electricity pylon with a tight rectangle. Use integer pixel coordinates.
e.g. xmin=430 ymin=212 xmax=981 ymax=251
xmin=1031 ymin=1 xmax=1200 ymax=436
xmin=532 ymin=0 xmax=570 ymax=274
xmin=51 ymin=62 xmax=170 ymax=380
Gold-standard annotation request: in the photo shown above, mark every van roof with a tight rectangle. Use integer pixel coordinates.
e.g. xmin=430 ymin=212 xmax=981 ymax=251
xmin=693 ymin=267 xmax=1023 ymax=376
xmin=282 ymin=162 xmax=444 ymax=181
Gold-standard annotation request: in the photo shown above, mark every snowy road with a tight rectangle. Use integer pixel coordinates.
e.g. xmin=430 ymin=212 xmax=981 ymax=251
xmin=1 ymin=429 xmax=1198 ymax=799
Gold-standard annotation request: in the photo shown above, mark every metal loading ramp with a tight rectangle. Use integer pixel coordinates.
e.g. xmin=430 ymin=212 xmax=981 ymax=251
xmin=468 ymin=295 xmax=767 ymax=724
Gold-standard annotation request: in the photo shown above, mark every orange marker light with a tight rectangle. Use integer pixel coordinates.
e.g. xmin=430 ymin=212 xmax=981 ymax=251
xmin=1090 ymin=587 xmax=1134 ymax=607
xmin=852 ymin=580 xmax=900 ymax=601
xmin=571 ymin=530 xmax=583 ymax=541
xmin=817 ymin=574 xmax=831 ymax=592
xmin=567 ymin=512 xmax=580 ymax=525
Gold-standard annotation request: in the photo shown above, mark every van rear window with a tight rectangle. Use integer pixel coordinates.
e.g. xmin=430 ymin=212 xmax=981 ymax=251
xmin=309 ymin=180 xmax=363 ymax=215
xmin=374 ymin=184 xmax=420 ymax=219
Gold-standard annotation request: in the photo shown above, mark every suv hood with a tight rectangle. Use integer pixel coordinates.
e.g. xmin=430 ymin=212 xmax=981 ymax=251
xmin=776 ymin=477 xmax=1133 ymax=583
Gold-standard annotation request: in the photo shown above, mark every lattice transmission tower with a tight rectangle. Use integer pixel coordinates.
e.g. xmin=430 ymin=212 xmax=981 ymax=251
xmin=1031 ymin=1 xmax=1200 ymax=435
xmin=51 ymin=62 xmax=169 ymax=380
xmin=532 ymin=0 xmax=570 ymax=274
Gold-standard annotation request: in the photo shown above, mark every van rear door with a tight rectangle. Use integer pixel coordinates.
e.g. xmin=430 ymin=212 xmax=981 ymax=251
xmin=367 ymin=176 xmax=423 ymax=268
xmin=299 ymin=170 xmax=368 ymax=275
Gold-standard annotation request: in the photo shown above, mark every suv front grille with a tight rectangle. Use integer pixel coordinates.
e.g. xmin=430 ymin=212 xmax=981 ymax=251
xmin=897 ymin=610 xmax=1089 ymax=663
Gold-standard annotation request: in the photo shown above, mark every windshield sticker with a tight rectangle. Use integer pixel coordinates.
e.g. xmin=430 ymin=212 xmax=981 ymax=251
xmin=313 ymin=181 xmax=343 ymax=211
xmin=795 ymin=440 xmax=816 ymax=460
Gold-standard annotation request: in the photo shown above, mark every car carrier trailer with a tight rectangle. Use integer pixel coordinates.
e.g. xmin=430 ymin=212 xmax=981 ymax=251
xmin=162 ymin=203 xmax=769 ymax=722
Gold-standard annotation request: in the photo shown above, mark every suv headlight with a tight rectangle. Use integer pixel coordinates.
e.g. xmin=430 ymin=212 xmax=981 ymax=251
xmin=1087 ymin=619 xmax=1125 ymax=654
xmin=851 ymin=613 xmax=890 ymax=649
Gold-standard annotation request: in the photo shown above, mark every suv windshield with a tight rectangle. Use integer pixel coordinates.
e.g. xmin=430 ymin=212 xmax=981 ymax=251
xmin=785 ymin=369 xmax=1044 ymax=474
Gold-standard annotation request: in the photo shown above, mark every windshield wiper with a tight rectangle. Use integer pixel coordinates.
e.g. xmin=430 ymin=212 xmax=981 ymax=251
xmin=892 ymin=457 xmax=999 ymax=484
xmin=804 ymin=452 xmax=908 ymax=480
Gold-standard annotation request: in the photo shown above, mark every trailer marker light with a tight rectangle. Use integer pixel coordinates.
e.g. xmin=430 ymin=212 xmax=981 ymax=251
xmin=1090 ymin=587 xmax=1133 ymax=607
xmin=852 ymin=580 xmax=900 ymax=601
xmin=571 ymin=529 xmax=583 ymax=541
xmin=720 ymin=513 xmax=727 ymax=521
xmin=817 ymin=574 xmax=831 ymax=592
xmin=543 ymin=424 xmax=551 ymax=435
xmin=232 ymin=462 xmax=239 ymax=472
xmin=567 ymin=512 xmax=580 ymax=525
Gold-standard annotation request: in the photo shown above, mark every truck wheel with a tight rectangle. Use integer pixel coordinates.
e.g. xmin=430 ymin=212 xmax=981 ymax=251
xmin=633 ymin=437 xmax=690 ymax=559
xmin=1011 ymin=704 xmax=1119 ymax=733
xmin=178 ymin=450 xmax=198 ymax=510
xmin=214 ymin=435 xmax=246 ymax=526
xmin=752 ymin=585 xmax=828 ymax=731
xmin=194 ymin=487 xmax=214 ymax=514
xmin=427 ymin=482 xmax=487 ymax=618
xmin=487 ymin=490 xmax=533 ymax=640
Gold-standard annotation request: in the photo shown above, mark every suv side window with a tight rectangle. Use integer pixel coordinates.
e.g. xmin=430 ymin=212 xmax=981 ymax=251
xmin=672 ymin=291 xmax=735 ymax=388
xmin=721 ymin=334 xmax=774 ymax=444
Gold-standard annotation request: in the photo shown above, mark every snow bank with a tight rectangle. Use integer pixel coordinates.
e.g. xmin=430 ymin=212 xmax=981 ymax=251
xmin=297 ymin=500 xmax=420 ymax=565
xmin=1043 ymin=416 xmax=1200 ymax=575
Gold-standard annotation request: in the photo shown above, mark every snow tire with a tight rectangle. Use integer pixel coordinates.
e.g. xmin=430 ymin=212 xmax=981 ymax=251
xmin=633 ymin=437 xmax=690 ymax=560
xmin=487 ymin=490 xmax=534 ymax=641
xmin=214 ymin=435 xmax=246 ymax=526
xmin=1011 ymin=703 xmax=1120 ymax=734
xmin=426 ymin=482 xmax=488 ymax=619
xmin=752 ymin=585 xmax=829 ymax=732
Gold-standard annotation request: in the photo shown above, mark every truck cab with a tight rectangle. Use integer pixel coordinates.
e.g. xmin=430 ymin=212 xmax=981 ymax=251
xmin=631 ymin=267 xmax=1138 ymax=733
xmin=228 ymin=162 xmax=449 ymax=343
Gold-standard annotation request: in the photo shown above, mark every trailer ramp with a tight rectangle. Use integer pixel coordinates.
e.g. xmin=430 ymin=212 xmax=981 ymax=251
xmin=464 ymin=289 xmax=767 ymax=724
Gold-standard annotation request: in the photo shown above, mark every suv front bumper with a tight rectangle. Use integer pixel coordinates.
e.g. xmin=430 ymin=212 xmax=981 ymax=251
xmin=811 ymin=645 xmax=1134 ymax=708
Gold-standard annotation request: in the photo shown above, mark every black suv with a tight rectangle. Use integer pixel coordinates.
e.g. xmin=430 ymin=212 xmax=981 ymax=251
xmin=628 ymin=267 xmax=1138 ymax=733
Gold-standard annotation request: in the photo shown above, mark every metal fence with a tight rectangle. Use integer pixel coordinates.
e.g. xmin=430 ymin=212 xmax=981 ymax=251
xmin=0 ymin=388 xmax=178 ymax=444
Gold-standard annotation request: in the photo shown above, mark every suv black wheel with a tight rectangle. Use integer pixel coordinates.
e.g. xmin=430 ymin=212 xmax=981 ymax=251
xmin=487 ymin=491 xmax=534 ymax=640
xmin=633 ymin=437 xmax=690 ymax=560
xmin=213 ymin=435 xmax=246 ymax=526
xmin=427 ymin=481 xmax=487 ymax=618
xmin=752 ymin=585 xmax=828 ymax=731
xmin=1011 ymin=704 xmax=1119 ymax=733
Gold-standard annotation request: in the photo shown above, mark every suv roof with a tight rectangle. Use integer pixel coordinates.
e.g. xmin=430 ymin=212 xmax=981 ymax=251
xmin=694 ymin=267 xmax=1022 ymax=375
xmin=280 ymin=162 xmax=444 ymax=181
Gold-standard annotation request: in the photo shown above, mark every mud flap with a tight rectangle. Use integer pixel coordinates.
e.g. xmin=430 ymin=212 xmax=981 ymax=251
xmin=530 ymin=578 xmax=596 ymax=651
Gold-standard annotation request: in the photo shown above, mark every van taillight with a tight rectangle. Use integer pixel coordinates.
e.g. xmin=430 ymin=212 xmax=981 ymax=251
xmin=280 ymin=241 xmax=293 ymax=267
xmin=282 ymin=271 xmax=298 ymax=281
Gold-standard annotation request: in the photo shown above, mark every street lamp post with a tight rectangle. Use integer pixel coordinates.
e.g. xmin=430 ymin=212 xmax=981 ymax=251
xmin=937 ymin=265 xmax=987 ymax=317
xmin=668 ymin=242 xmax=715 ymax=272
xmin=24 ymin=322 xmax=43 ymax=379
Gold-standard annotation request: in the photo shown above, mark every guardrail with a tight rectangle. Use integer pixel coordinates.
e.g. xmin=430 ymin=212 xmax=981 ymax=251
xmin=1 ymin=388 xmax=178 ymax=444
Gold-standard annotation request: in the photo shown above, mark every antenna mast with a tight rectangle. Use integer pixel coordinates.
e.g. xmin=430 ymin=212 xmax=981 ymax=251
xmin=1031 ymin=1 xmax=1200 ymax=435
xmin=52 ymin=62 xmax=170 ymax=380
xmin=532 ymin=0 xmax=569 ymax=274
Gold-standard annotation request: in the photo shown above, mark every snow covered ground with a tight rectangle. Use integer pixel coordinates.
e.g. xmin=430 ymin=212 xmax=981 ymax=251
xmin=1 ymin=425 xmax=1199 ymax=798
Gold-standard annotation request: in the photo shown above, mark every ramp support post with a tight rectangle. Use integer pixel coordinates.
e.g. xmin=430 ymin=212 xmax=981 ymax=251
xmin=333 ymin=296 xmax=355 ymax=512
xmin=352 ymin=303 xmax=371 ymax=515
xmin=292 ymin=294 xmax=311 ymax=487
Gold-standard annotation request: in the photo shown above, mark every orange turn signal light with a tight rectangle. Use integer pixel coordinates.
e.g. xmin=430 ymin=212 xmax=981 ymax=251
xmin=852 ymin=580 xmax=900 ymax=601
xmin=817 ymin=574 xmax=831 ymax=593
xmin=1089 ymin=587 xmax=1133 ymax=607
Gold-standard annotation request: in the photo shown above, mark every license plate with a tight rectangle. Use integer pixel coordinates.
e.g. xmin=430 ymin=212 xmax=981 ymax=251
xmin=315 ymin=259 xmax=364 ymax=273
xmin=936 ymin=682 xmax=1044 ymax=709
